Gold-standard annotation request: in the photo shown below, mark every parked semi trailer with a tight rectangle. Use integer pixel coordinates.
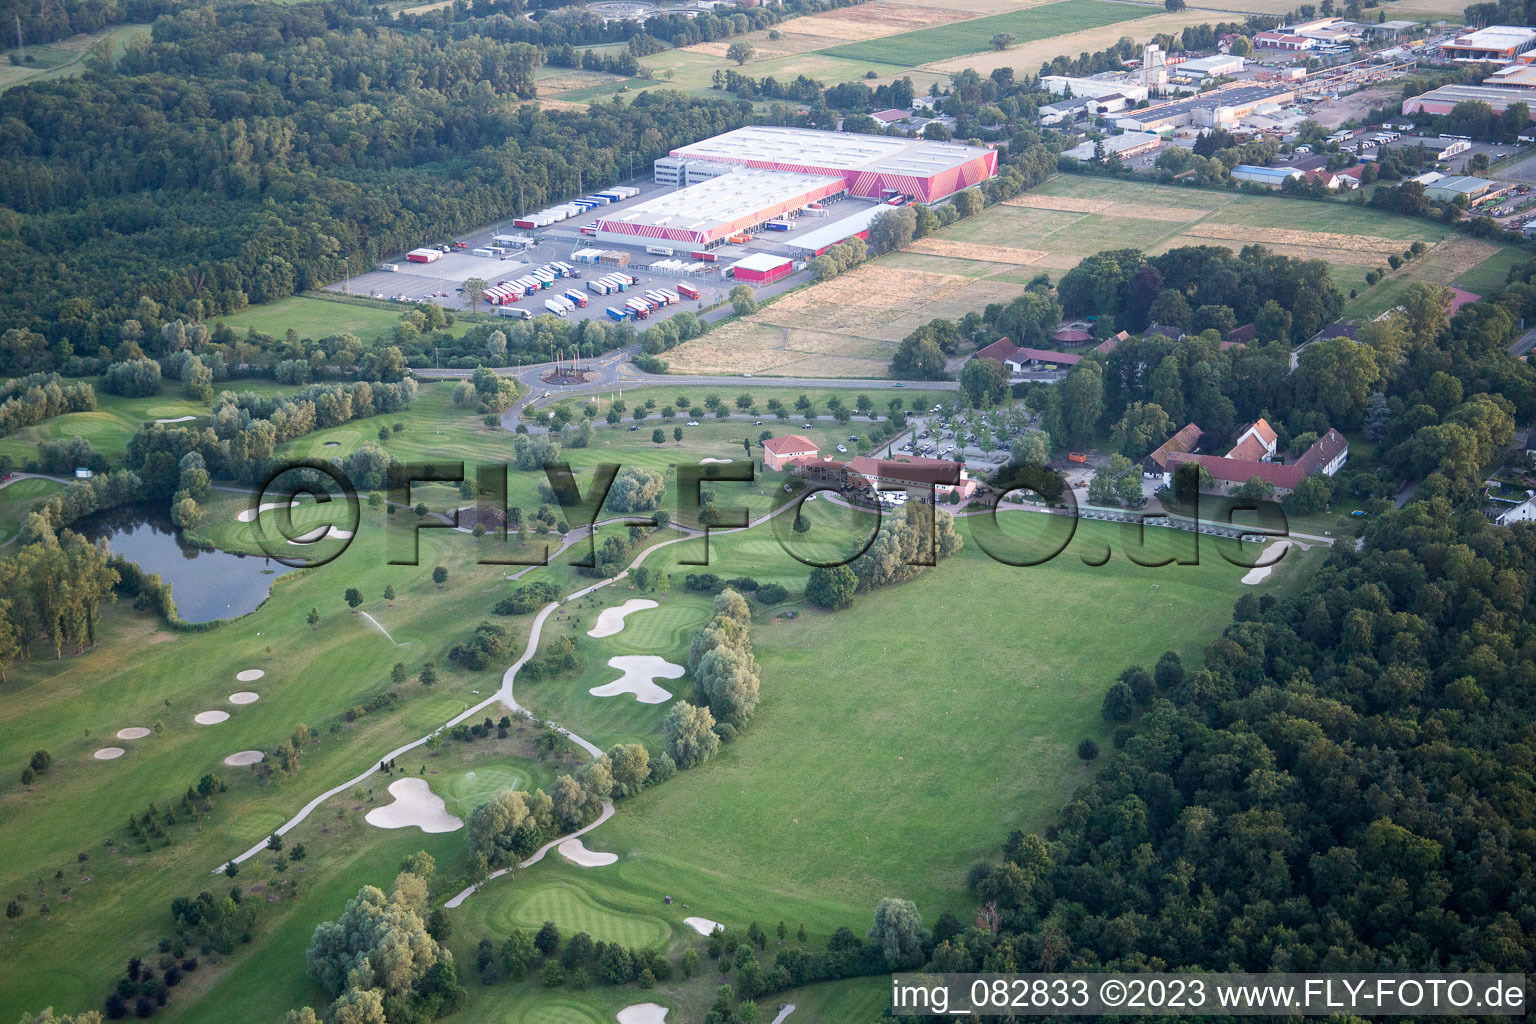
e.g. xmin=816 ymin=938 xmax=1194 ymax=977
xmin=544 ymin=299 xmax=568 ymax=317
xmin=677 ymin=283 xmax=701 ymax=300
xmin=606 ymin=307 xmax=628 ymax=321
xmin=564 ymin=290 xmax=588 ymax=308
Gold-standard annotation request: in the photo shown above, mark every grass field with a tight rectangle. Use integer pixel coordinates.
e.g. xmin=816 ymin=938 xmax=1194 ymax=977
xmin=0 ymin=374 xmax=1324 ymax=1022
xmin=0 ymin=476 xmax=63 ymax=544
xmin=819 ymin=0 xmax=1155 ymax=64
xmin=214 ymin=295 xmax=437 ymax=347
xmin=0 ymin=391 xmax=212 ymax=466
xmin=0 ymin=23 xmax=150 ymax=92
xmin=664 ymin=175 xmax=1507 ymax=378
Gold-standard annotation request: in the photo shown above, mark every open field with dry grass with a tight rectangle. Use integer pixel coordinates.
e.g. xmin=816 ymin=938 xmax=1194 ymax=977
xmin=664 ymin=176 xmax=1519 ymax=377
xmin=918 ymin=8 xmax=1192 ymax=78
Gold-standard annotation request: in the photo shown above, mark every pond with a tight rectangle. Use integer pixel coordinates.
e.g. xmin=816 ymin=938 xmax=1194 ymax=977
xmin=75 ymin=506 xmax=296 ymax=623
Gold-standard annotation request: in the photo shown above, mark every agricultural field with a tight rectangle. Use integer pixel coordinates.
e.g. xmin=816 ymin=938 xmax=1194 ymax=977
xmin=819 ymin=0 xmax=1156 ymax=65
xmin=664 ymin=175 xmax=1520 ymax=378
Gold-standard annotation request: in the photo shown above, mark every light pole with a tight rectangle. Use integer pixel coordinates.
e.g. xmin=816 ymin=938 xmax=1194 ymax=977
xmin=343 ymin=255 xmax=351 ymax=295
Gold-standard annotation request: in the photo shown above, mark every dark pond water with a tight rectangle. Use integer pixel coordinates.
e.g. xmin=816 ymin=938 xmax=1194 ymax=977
xmin=75 ymin=506 xmax=296 ymax=623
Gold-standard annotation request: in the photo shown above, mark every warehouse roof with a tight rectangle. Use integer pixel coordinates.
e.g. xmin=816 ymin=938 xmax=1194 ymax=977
xmin=731 ymin=252 xmax=793 ymax=273
xmin=788 ymin=202 xmax=895 ymax=254
xmin=597 ymin=168 xmax=835 ymax=234
xmin=670 ymin=125 xmax=991 ymax=178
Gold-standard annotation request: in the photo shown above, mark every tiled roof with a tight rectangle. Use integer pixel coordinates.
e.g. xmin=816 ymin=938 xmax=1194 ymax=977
xmin=763 ymin=434 xmax=818 ymax=455
xmin=1146 ymin=423 xmax=1204 ymax=469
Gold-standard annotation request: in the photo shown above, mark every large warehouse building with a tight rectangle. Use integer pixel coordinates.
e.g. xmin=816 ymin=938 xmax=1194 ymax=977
xmin=594 ymin=126 xmax=996 ymax=248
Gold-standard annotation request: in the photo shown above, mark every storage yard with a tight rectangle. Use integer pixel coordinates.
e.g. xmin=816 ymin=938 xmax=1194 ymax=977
xmin=328 ymin=126 xmax=998 ymax=332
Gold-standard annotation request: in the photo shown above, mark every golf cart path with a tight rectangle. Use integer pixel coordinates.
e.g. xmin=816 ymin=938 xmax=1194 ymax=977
xmin=211 ymin=503 xmax=794 ymax=876
xmin=442 ymin=799 xmax=616 ymax=909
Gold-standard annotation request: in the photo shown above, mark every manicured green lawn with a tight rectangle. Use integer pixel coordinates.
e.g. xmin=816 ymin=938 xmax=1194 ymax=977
xmin=819 ymin=0 xmax=1155 ymax=65
xmin=0 ymin=476 xmax=63 ymax=544
xmin=1455 ymin=245 xmax=1528 ymax=295
xmin=214 ymin=295 xmax=475 ymax=347
xmin=0 ymin=391 xmax=212 ymax=466
xmin=0 ymin=376 xmax=1316 ymax=1024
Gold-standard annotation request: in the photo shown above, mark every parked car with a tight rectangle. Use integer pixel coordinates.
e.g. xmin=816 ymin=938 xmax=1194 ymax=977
xmin=836 ymin=445 xmax=847 ymax=453
xmin=628 ymin=425 xmax=639 ymax=431
xmin=687 ymin=420 xmax=700 ymax=426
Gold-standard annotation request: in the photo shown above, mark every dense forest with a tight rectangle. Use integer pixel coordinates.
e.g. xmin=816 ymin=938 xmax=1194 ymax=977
xmin=928 ymin=270 xmax=1536 ymax=986
xmin=0 ymin=0 xmax=757 ymax=352
xmin=939 ymin=496 xmax=1536 ymax=978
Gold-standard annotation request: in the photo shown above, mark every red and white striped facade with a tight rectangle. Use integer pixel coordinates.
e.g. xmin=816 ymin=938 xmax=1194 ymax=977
xmin=595 ymin=127 xmax=997 ymax=247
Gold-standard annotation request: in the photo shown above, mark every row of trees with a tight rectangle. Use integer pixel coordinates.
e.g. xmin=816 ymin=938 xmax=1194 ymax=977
xmin=951 ymin=497 xmax=1536 ymax=978
xmin=0 ymin=372 xmax=95 ymax=436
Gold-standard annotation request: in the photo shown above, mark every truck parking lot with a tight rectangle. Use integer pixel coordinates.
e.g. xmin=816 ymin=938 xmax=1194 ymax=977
xmin=322 ymin=176 xmax=894 ymax=333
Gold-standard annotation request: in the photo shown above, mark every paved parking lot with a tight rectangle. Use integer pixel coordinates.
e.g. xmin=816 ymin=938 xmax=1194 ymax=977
xmin=323 ymin=178 xmax=892 ymax=332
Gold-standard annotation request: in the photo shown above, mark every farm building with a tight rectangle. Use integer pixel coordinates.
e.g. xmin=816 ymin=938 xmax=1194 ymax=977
xmin=730 ymin=253 xmax=794 ymax=285
xmin=1163 ymin=427 xmax=1349 ymax=496
xmin=1226 ymin=418 xmax=1279 ymax=463
xmin=1143 ymin=423 xmax=1206 ymax=477
xmin=789 ymin=453 xmax=977 ymax=501
xmin=658 ymin=126 xmax=996 ymax=203
xmin=1438 ymin=25 xmax=1536 ymax=62
xmin=1061 ymin=132 xmax=1163 ymax=163
xmin=1402 ymin=83 xmax=1536 ymax=116
xmin=762 ymin=434 xmax=819 ymax=471
xmin=972 ymin=338 xmax=1083 ymax=377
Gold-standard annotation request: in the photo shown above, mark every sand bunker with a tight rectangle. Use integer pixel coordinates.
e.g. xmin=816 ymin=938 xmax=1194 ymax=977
xmin=224 ymin=750 xmax=265 ymax=766
xmin=365 ymin=777 xmax=463 ymax=834
xmin=93 ymin=747 xmax=125 ymax=760
xmin=235 ymin=501 xmax=297 ymax=523
xmin=589 ymin=656 xmax=684 ymax=704
xmin=559 ymin=838 xmax=618 ymax=867
xmin=228 ymin=691 xmax=260 ymax=705
xmin=1242 ymin=540 xmax=1291 ymax=585
xmin=236 ymin=669 xmax=265 ymax=682
xmin=154 ymin=415 xmax=198 ymax=424
xmin=684 ymin=917 xmax=722 ymax=936
xmin=322 ymin=441 xmax=341 ymax=447
xmin=288 ymin=525 xmax=354 ymax=544
xmin=194 ymin=710 xmax=230 ymax=725
xmin=617 ymin=1005 xmax=669 ymax=1024
xmin=699 ymin=457 xmax=734 ymax=464
xmin=116 ymin=727 xmax=151 ymax=740
xmin=588 ymin=599 xmax=658 ymax=638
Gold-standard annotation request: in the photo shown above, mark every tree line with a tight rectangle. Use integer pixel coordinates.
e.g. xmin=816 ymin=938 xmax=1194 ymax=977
xmin=940 ymin=498 xmax=1536 ymax=981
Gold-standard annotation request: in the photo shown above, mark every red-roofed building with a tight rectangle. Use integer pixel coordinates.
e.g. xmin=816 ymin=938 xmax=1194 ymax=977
xmin=870 ymin=109 xmax=910 ymax=124
xmin=971 ymin=338 xmax=1083 ymax=377
xmin=762 ymin=434 xmax=819 ymax=471
xmin=789 ymin=453 xmax=977 ymax=500
xmin=1051 ymin=328 xmax=1093 ymax=344
xmin=1142 ymin=423 xmax=1205 ymax=476
xmin=1226 ymin=418 xmax=1279 ymax=463
xmin=1094 ymin=331 xmax=1130 ymax=355
xmin=1163 ymin=427 xmax=1348 ymax=496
